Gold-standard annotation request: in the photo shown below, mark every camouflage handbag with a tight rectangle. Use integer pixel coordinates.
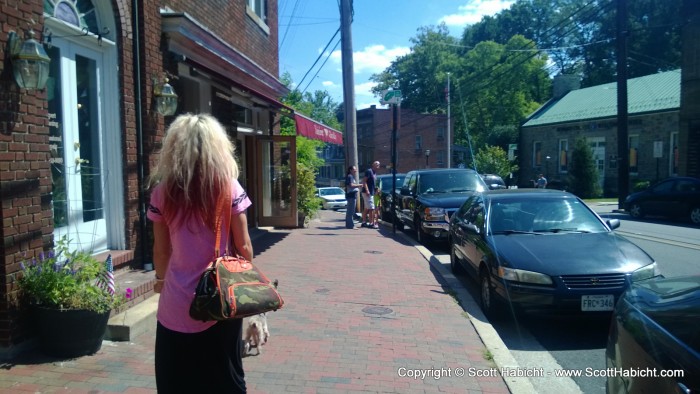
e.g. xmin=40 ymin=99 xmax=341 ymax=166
xmin=189 ymin=190 xmax=284 ymax=321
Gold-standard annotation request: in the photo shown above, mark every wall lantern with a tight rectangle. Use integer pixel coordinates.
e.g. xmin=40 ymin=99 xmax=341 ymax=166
xmin=153 ymin=76 xmax=178 ymax=116
xmin=8 ymin=29 xmax=51 ymax=90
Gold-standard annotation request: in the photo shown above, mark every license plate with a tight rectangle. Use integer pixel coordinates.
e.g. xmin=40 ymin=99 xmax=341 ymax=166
xmin=581 ymin=295 xmax=615 ymax=311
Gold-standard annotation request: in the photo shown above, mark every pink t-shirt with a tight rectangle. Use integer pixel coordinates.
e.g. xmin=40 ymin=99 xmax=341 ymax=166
xmin=147 ymin=180 xmax=252 ymax=333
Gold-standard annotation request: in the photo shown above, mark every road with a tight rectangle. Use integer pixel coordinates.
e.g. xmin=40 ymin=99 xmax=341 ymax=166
xmin=423 ymin=203 xmax=700 ymax=394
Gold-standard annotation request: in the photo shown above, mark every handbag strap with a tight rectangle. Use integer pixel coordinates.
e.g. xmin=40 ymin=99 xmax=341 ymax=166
xmin=213 ymin=186 xmax=233 ymax=257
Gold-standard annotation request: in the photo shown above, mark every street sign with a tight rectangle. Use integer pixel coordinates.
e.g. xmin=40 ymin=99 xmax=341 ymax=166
xmin=380 ymin=89 xmax=402 ymax=105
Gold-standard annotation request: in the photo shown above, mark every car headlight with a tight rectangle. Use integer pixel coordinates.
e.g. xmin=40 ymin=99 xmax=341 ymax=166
xmin=423 ymin=207 xmax=446 ymax=221
xmin=631 ymin=262 xmax=660 ymax=282
xmin=497 ymin=267 xmax=553 ymax=285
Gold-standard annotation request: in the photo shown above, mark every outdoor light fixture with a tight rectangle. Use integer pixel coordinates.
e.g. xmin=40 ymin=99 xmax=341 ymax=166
xmin=8 ymin=28 xmax=51 ymax=90
xmin=153 ymin=76 xmax=178 ymax=116
xmin=425 ymin=149 xmax=431 ymax=167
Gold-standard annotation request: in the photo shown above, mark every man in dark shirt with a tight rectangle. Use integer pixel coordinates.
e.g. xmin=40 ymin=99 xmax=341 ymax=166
xmin=362 ymin=161 xmax=380 ymax=228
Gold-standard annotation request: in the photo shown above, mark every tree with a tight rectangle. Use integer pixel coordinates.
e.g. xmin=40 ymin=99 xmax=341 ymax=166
xmin=279 ymin=72 xmax=343 ymax=220
xmin=568 ymin=138 xmax=601 ymax=198
xmin=474 ymin=145 xmax=518 ymax=179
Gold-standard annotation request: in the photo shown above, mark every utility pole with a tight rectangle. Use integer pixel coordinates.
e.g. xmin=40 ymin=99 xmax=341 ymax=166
xmin=446 ymin=72 xmax=451 ymax=168
xmin=340 ymin=0 xmax=359 ymax=214
xmin=616 ymin=0 xmax=629 ymax=208
xmin=391 ymin=102 xmax=399 ymax=233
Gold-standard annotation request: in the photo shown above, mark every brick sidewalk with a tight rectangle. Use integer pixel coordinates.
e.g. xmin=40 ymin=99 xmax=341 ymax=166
xmin=0 ymin=210 xmax=510 ymax=393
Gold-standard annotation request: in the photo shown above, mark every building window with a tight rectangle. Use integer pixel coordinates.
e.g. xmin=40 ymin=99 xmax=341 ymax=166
xmin=533 ymin=141 xmax=543 ymax=167
xmin=415 ymin=135 xmax=422 ymax=151
xmin=436 ymin=150 xmax=445 ymax=167
xmin=629 ymin=135 xmax=639 ymax=174
xmin=437 ymin=127 xmax=445 ymax=140
xmin=558 ymin=139 xmax=568 ymax=173
xmin=670 ymin=132 xmax=679 ymax=176
xmin=247 ymin=0 xmax=269 ymax=34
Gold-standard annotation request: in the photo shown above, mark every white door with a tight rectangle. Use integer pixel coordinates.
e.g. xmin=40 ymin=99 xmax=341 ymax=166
xmin=588 ymin=137 xmax=606 ymax=190
xmin=47 ymin=39 xmax=107 ymax=252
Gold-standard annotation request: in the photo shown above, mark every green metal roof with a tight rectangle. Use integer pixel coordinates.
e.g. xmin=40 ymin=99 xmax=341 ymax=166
xmin=523 ymin=70 xmax=680 ymax=127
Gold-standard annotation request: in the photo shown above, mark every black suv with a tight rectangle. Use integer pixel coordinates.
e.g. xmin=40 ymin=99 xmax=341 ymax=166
xmin=395 ymin=168 xmax=487 ymax=244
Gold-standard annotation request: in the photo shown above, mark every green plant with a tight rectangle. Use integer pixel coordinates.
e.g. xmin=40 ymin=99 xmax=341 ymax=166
xmin=297 ymin=162 xmax=321 ymax=219
xmin=17 ymin=236 xmax=127 ymax=314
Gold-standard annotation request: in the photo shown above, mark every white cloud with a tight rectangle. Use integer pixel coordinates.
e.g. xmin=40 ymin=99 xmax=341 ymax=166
xmin=440 ymin=0 xmax=515 ymax=27
xmin=321 ymin=80 xmax=336 ymax=87
xmin=330 ymin=44 xmax=410 ymax=75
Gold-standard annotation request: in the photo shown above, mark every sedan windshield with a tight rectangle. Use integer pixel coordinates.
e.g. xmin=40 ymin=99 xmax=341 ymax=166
xmin=489 ymin=198 xmax=608 ymax=234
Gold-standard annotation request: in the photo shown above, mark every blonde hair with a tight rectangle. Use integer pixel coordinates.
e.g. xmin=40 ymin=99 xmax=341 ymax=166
xmin=149 ymin=113 xmax=239 ymax=228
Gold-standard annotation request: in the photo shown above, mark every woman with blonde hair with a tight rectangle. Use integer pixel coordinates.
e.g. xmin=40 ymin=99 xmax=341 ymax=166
xmin=147 ymin=113 xmax=252 ymax=393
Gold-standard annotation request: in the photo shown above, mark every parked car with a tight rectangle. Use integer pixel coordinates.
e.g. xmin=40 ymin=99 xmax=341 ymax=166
xmin=481 ymin=174 xmax=507 ymax=190
xmin=395 ymin=168 xmax=487 ymax=244
xmin=448 ymin=189 xmax=660 ymax=316
xmin=315 ymin=187 xmax=347 ymax=210
xmin=376 ymin=173 xmax=406 ymax=222
xmin=606 ymin=275 xmax=700 ymax=393
xmin=624 ymin=176 xmax=700 ymax=224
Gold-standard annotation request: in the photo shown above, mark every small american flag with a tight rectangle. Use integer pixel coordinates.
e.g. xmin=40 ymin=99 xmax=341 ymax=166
xmin=96 ymin=254 xmax=115 ymax=296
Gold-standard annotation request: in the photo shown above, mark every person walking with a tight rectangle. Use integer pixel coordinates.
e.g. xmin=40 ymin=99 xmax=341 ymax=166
xmin=147 ymin=114 xmax=252 ymax=393
xmin=536 ymin=173 xmax=548 ymax=188
xmin=362 ymin=161 xmax=380 ymax=229
xmin=345 ymin=165 xmax=362 ymax=229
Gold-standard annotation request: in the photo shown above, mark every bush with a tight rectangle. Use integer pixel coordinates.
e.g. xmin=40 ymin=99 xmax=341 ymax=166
xmin=17 ymin=236 xmax=128 ymax=313
xmin=297 ymin=162 xmax=321 ymax=220
xmin=633 ymin=180 xmax=651 ymax=191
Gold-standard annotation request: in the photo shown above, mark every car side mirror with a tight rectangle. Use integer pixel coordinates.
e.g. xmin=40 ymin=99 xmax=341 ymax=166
xmin=607 ymin=219 xmax=620 ymax=230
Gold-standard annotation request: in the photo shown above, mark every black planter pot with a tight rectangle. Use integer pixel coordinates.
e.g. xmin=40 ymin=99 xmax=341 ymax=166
xmin=31 ymin=306 xmax=110 ymax=358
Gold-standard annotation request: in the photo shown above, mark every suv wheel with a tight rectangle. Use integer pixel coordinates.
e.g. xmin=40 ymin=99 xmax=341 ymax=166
xmin=414 ymin=217 xmax=426 ymax=244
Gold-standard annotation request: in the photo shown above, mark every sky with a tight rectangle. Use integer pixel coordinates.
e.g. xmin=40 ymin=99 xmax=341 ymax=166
xmin=278 ymin=0 xmax=516 ymax=110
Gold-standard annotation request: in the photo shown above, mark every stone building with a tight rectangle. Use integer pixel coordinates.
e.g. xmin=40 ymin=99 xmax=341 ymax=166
xmin=520 ymin=71 xmax=682 ymax=196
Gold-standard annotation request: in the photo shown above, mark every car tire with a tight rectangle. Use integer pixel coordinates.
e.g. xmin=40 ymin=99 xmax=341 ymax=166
xmin=414 ymin=217 xmax=427 ymax=245
xmin=450 ymin=243 xmax=464 ymax=275
xmin=479 ymin=269 xmax=497 ymax=317
xmin=629 ymin=203 xmax=644 ymax=218
xmin=690 ymin=206 xmax=700 ymax=225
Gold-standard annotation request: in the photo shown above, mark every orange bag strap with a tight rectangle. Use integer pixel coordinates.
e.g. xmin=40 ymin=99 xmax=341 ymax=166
xmin=213 ymin=186 xmax=232 ymax=257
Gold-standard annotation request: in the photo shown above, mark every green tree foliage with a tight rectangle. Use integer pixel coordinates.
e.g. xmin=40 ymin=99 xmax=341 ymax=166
xmin=370 ymin=24 xmax=461 ymax=114
xmin=474 ymin=145 xmax=518 ymax=179
xmin=453 ymin=36 xmax=549 ymax=149
xmin=568 ymin=138 xmax=601 ymax=198
xmin=279 ymin=72 xmax=344 ymax=219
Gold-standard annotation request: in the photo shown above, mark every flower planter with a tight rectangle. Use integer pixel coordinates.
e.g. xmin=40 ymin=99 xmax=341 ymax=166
xmin=31 ymin=306 xmax=111 ymax=358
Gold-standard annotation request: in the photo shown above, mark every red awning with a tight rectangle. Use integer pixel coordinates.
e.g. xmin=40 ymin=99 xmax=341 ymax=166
xmin=295 ymin=113 xmax=343 ymax=145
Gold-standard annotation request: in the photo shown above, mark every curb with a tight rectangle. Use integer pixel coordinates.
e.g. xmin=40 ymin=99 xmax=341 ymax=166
xmin=381 ymin=222 xmax=537 ymax=394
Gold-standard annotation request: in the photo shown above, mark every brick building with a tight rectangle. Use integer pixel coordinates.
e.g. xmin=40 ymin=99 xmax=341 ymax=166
xmin=356 ymin=105 xmax=456 ymax=175
xmin=0 ymin=0 xmax=299 ymax=356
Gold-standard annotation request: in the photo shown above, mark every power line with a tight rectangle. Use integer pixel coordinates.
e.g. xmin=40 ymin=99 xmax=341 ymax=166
xmin=296 ymin=27 xmax=340 ymax=90
xmin=301 ymin=38 xmax=341 ymax=94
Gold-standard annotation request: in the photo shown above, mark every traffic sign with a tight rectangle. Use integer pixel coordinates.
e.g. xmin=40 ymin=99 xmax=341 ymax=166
xmin=380 ymin=89 xmax=402 ymax=105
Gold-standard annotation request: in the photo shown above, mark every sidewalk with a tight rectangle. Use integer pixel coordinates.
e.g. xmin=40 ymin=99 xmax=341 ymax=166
xmin=0 ymin=210 xmax=517 ymax=393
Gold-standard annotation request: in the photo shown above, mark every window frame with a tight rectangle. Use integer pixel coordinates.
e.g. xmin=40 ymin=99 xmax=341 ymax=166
xmin=246 ymin=0 xmax=270 ymax=34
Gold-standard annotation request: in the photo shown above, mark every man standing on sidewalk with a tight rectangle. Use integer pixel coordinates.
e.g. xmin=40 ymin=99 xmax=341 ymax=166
xmin=345 ymin=166 xmax=362 ymax=229
xmin=362 ymin=161 xmax=380 ymax=229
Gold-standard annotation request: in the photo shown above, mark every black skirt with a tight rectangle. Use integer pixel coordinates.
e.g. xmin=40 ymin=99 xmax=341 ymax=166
xmin=155 ymin=319 xmax=246 ymax=393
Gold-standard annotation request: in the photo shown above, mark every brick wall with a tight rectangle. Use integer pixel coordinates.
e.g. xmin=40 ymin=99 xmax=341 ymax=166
xmin=167 ymin=0 xmax=279 ymax=75
xmin=0 ymin=0 xmax=53 ymax=349
xmin=358 ymin=106 xmax=451 ymax=174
